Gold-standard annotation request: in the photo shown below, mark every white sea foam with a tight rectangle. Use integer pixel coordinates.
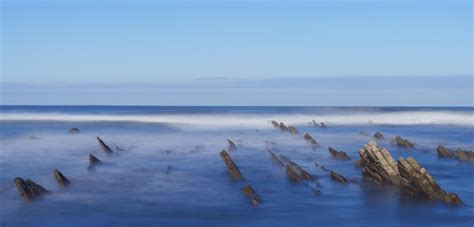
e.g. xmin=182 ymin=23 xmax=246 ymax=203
xmin=0 ymin=111 xmax=472 ymax=127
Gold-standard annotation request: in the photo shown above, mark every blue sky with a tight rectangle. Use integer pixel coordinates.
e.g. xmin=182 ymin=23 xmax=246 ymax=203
xmin=0 ymin=0 xmax=472 ymax=105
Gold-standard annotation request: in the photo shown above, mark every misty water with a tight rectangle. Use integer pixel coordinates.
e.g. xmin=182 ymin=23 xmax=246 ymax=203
xmin=0 ymin=106 xmax=473 ymax=226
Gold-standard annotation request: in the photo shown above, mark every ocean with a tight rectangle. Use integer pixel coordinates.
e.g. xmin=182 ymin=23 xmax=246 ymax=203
xmin=0 ymin=106 xmax=473 ymax=226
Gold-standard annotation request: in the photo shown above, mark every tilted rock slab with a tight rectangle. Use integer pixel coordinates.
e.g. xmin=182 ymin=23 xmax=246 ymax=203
xmin=303 ymin=133 xmax=319 ymax=146
xmin=391 ymin=136 xmax=415 ymax=149
xmin=437 ymin=146 xmax=473 ymax=163
xmin=359 ymin=141 xmax=400 ymax=185
xmin=241 ymin=184 xmax=262 ymax=205
xmin=373 ymin=132 xmax=385 ymax=140
xmin=53 ymin=169 xmax=71 ymax=187
xmin=328 ymin=147 xmax=351 ymax=160
xmin=96 ymin=136 xmax=114 ymax=155
xmin=88 ymin=154 xmax=103 ymax=169
xmin=219 ymin=150 xmax=244 ymax=181
xmin=14 ymin=177 xmax=49 ymax=201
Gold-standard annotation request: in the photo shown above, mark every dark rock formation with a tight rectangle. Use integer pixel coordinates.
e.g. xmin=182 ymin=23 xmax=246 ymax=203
xmin=14 ymin=177 xmax=48 ymax=201
xmin=285 ymin=163 xmax=314 ymax=182
xmin=68 ymin=128 xmax=80 ymax=134
xmin=279 ymin=122 xmax=289 ymax=131
xmin=88 ymin=154 xmax=102 ymax=169
xmin=303 ymin=133 xmax=319 ymax=146
xmin=373 ymin=132 xmax=385 ymax=140
xmin=358 ymin=141 xmax=400 ymax=185
xmin=437 ymin=146 xmax=453 ymax=158
xmin=359 ymin=130 xmax=368 ymax=136
xmin=328 ymin=147 xmax=351 ymax=160
xmin=53 ymin=169 xmax=70 ymax=187
xmin=288 ymin=126 xmax=299 ymax=134
xmin=436 ymin=145 xmax=473 ymax=163
xmin=391 ymin=136 xmax=415 ymax=149
xmin=219 ymin=150 xmax=244 ymax=181
xmin=311 ymin=120 xmax=319 ymax=127
xmin=330 ymin=170 xmax=349 ymax=184
xmin=267 ymin=148 xmax=284 ymax=167
xmin=320 ymin=122 xmax=328 ymax=128
xmin=96 ymin=137 xmax=113 ymax=155
xmin=227 ymin=139 xmax=237 ymax=151
xmin=241 ymin=184 xmax=261 ymax=205
xmin=271 ymin=120 xmax=280 ymax=129
xmin=398 ymin=157 xmax=462 ymax=205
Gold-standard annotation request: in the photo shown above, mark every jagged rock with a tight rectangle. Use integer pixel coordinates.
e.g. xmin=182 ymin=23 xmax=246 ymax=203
xmin=437 ymin=146 xmax=453 ymax=158
xmin=320 ymin=122 xmax=327 ymax=128
xmin=88 ymin=154 xmax=102 ymax=169
xmin=53 ymin=169 xmax=70 ymax=187
xmin=279 ymin=122 xmax=289 ymax=131
xmin=358 ymin=141 xmax=400 ymax=185
xmin=359 ymin=130 xmax=369 ymax=136
xmin=328 ymin=147 xmax=351 ymax=160
xmin=373 ymin=132 xmax=385 ymax=140
xmin=398 ymin=157 xmax=462 ymax=205
xmin=227 ymin=138 xmax=237 ymax=151
xmin=436 ymin=146 xmax=473 ymax=163
xmin=271 ymin=120 xmax=280 ymax=129
xmin=96 ymin=137 xmax=113 ymax=155
xmin=303 ymin=133 xmax=319 ymax=146
xmin=285 ymin=163 xmax=314 ymax=182
xmin=241 ymin=184 xmax=261 ymax=205
xmin=288 ymin=126 xmax=299 ymax=134
xmin=14 ymin=177 xmax=48 ymax=201
xmin=330 ymin=170 xmax=349 ymax=184
xmin=267 ymin=148 xmax=284 ymax=167
xmin=314 ymin=162 xmax=329 ymax=172
xmin=68 ymin=128 xmax=80 ymax=134
xmin=219 ymin=150 xmax=244 ymax=181
xmin=391 ymin=136 xmax=415 ymax=149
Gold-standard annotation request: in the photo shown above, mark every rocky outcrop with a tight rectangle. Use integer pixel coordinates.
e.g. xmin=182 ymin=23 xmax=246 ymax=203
xmin=288 ymin=126 xmax=299 ymax=134
xmin=227 ymin=139 xmax=237 ymax=151
xmin=285 ymin=162 xmax=314 ymax=182
xmin=398 ymin=157 xmax=462 ymax=204
xmin=96 ymin=137 xmax=113 ymax=155
xmin=358 ymin=141 xmax=400 ymax=185
xmin=53 ymin=169 xmax=70 ymax=187
xmin=241 ymin=184 xmax=261 ymax=205
xmin=271 ymin=120 xmax=280 ymax=129
xmin=303 ymin=133 xmax=319 ymax=146
xmin=328 ymin=147 xmax=351 ymax=160
xmin=373 ymin=132 xmax=385 ymax=140
xmin=219 ymin=150 xmax=244 ymax=181
xmin=437 ymin=146 xmax=474 ymax=163
xmin=88 ymin=154 xmax=102 ymax=169
xmin=68 ymin=128 xmax=80 ymax=134
xmin=279 ymin=122 xmax=289 ymax=131
xmin=391 ymin=136 xmax=415 ymax=149
xmin=330 ymin=170 xmax=349 ymax=184
xmin=14 ymin=177 xmax=49 ymax=201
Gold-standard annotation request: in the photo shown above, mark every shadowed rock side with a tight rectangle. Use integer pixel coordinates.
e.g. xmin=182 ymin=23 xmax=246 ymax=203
xmin=227 ymin=139 xmax=237 ymax=151
xmin=68 ymin=128 xmax=80 ymax=134
xmin=96 ymin=137 xmax=114 ymax=155
xmin=53 ymin=169 xmax=71 ymax=187
xmin=398 ymin=157 xmax=462 ymax=204
xmin=14 ymin=177 xmax=49 ymax=201
xmin=391 ymin=136 xmax=415 ymax=149
xmin=303 ymin=133 xmax=319 ymax=146
xmin=271 ymin=120 xmax=280 ymax=129
xmin=88 ymin=154 xmax=103 ymax=169
xmin=328 ymin=147 xmax=351 ymax=160
xmin=437 ymin=146 xmax=474 ymax=163
xmin=373 ymin=132 xmax=385 ymax=140
xmin=330 ymin=170 xmax=349 ymax=184
xmin=288 ymin=126 xmax=299 ymax=134
xmin=267 ymin=148 xmax=284 ymax=167
xmin=241 ymin=184 xmax=261 ymax=205
xmin=359 ymin=141 xmax=400 ymax=185
xmin=279 ymin=122 xmax=289 ymax=131
xmin=219 ymin=150 xmax=244 ymax=181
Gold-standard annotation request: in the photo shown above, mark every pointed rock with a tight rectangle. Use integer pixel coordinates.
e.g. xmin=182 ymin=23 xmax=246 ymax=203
xmin=53 ymin=169 xmax=71 ymax=187
xmin=358 ymin=141 xmax=400 ymax=185
xmin=320 ymin=122 xmax=327 ymax=128
xmin=328 ymin=147 xmax=351 ymax=160
xmin=68 ymin=128 xmax=80 ymax=134
xmin=285 ymin=163 xmax=314 ymax=182
xmin=219 ymin=150 xmax=244 ymax=181
xmin=271 ymin=120 xmax=280 ymax=129
xmin=279 ymin=122 xmax=289 ymax=131
xmin=330 ymin=170 xmax=349 ymax=184
xmin=241 ymin=184 xmax=261 ymax=205
xmin=96 ymin=136 xmax=113 ymax=155
xmin=391 ymin=136 xmax=415 ymax=149
xmin=303 ymin=133 xmax=319 ymax=146
xmin=437 ymin=145 xmax=453 ymax=158
xmin=88 ymin=154 xmax=103 ymax=169
xmin=373 ymin=132 xmax=385 ymax=140
xmin=14 ymin=177 xmax=48 ymax=201
xmin=227 ymin=138 xmax=237 ymax=151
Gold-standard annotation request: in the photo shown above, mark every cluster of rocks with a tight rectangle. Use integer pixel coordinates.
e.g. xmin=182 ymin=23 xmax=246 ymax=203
xmin=391 ymin=136 xmax=415 ymax=149
xmin=330 ymin=171 xmax=349 ymax=184
xmin=271 ymin=120 xmax=300 ymax=135
xmin=437 ymin=146 xmax=474 ymax=163
xmin=328 ymin=147 xmax=351 ymax=160
xmin=15 ymin=169 xmax=70 ymax=201
xmin=358 ymin=141 xmax=462 ymax=205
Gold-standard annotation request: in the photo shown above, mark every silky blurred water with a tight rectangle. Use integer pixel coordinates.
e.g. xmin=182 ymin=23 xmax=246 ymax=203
xmin=0 ymin=106 xmax=473 ymax=226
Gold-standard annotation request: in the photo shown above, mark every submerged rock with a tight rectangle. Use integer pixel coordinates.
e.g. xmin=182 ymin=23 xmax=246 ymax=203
xmin=285 ymin=163 xmax=314 ymax=182
xmin=359 ymin=130 xmax=369 ymax=136
xmin=271 ymin=120 xmax=280 ymax=129
xmin=227 ymin=139 xmax=237 ymax=151
xmin=53 ymin=169 xmax=71 ymax=187
xmin=288 ymin=126 xmax=299 ymax=134
xmin=391 ymin=136 xmax=415 ymax=149
xmin=219 ymin=150 xmax=244 ymax=181
xmin=267 ymin=148 xmax=284 ymax=167
xmin=320 ymin=122 xmax=328 ymax=128
xmin=88 ymin=154 xmax=103 ymax=169
xmin=314 ymin=162 xmax=329 ymax=172
xmin=14 ymin=177 xmax=48 ymax=201
xmin=330 ymin=170 xmax=349 ymax=184
xmin=166 ymin=165 xmax=174 ymax=174
xmin=279 ymin=122 xmax=289 ymax=131
xmin=303 ymin=133 xmax=319 ymax=146
xmin=68 ymin=128 xmax=80 ymax=134
xmin=311 ymin=120 xmax=319 ymax=127
xmin=241 ymin=184 xmax=261 ymax=205
xmin=96 ymin=137 xmax=114 ymax=155
xmin=328 ymin=147 xmax=351 ymax=160
xmin=437 ymin=146 xmax=453 ymax=158
xmin=373 ymin=132 xmax=385 ymax=140
xmin=436 ymin=146 xmax=473 ymax=163
xmin=398 ymin=157 xmax=462 ymax=205
xmin=358 ymin=141 xmax=400 ymax=185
